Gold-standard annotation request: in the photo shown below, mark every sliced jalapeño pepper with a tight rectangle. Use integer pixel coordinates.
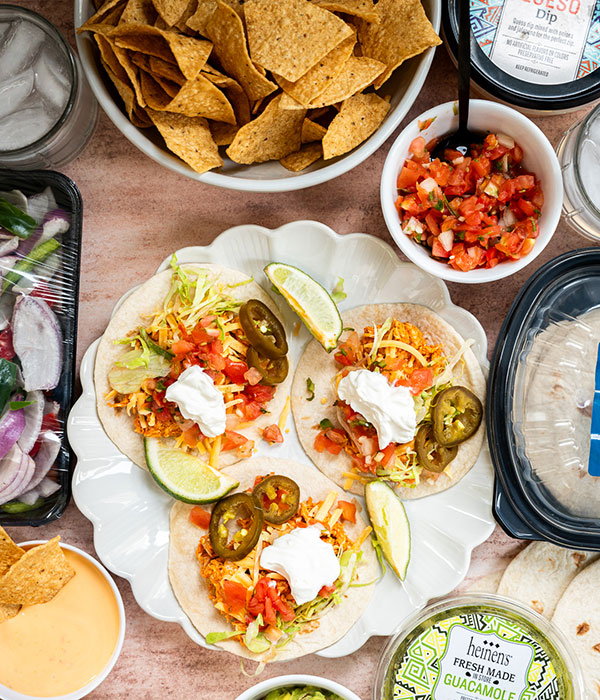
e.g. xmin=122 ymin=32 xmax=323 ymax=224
xmin=415 ymin=423 xmax=458 ymax=473
xmin=239 ymin=299 xmax=288 ymax=359
xmin=209 ymin=492 xmax=264 ymax=561
xmin=253 ymin=475 xmax=300 ymax=524
xmin=432 ymin=386 xmax=483 ymax=447
xmin=247 ymin=346 xmax=289 ymax=385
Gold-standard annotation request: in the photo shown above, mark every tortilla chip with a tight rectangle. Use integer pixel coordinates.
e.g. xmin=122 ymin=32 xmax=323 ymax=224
xmin=174 ymin=0 xmax=200 ymax=32
xmin=110 ymin=24 xmax=213 ymax=79
xmin=209 ymin=120 xmax=239 ymax=145
xmin=357 ymin=0 xmax=441 ymax=89
xmin=104 ymin=62 xmax=153 ymax=126
xmin=205 ymin=1 xmax=277 ymax=103
xmin=0 ymin=527 xmax=24 ymax=577
xmin=95 ymin=33 xmax=146 ymax=106
xmin=0 ymin=537 xmax=75 ymax=606
xmin=302 ymin=117 xmax=327 ymax=143
xmin=227 ymin=94 xmax=306 ymax=164
xmin=280 ymin=142 xmax=322 ymax=171
xmin=119 ymin=0 xmax=158 ymax=24
xmin=152 ymin=0 xmax=190 ymax=26
xmin=186 ymin=0 xmax=243 ymax=34
xmin=322 ymin=91 xmax=389 ymax=159
xmin=203 ymin=68 xmax=251 ymax=124
xmin=0 ymin=604 xmax=20 ymax=623
xmin=312 ymin=0 xmax=379 ymax=22
xmin=78 ymin=0 xmax=126 ymax=32
xmin=146 ymin=108 xmax=223 ymax=173
xmin=244 ymin=0 xmax=353 ymax=82
xmin=141 ymin=70 xmax=235 ymax=122
xmin=273 ymin=30 xmax=355 ymax=107
xmin=282 ymin=55 xmax=384 ymax=109
xmin=152 ymin=72 xmax=181 ymax=96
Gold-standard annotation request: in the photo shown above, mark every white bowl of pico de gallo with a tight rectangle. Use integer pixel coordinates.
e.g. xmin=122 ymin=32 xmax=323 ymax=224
xmin=380 ymin=99 xmax=562 ymax=283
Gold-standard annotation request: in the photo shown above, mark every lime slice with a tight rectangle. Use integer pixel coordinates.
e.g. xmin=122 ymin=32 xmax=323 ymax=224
xmin=144 ymin=438 xmax=239 ymax=503
xmin=365 ymin=480 xmax=411 ymax=580
xmin=264 ymin=262 xmax=343 ymax=352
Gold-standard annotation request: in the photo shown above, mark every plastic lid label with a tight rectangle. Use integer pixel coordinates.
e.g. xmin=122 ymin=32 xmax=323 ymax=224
xmin=470 ymin=0 xmax=600 ymax=85
xmin=588 ymin=342 xmax=600 ymax=477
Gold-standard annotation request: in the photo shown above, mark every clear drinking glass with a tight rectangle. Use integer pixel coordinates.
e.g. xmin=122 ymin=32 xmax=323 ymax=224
xmin=0 ymin=5 xmax=98 ymax=169
xmin=557 ymin=103 xmax=600 ymax=242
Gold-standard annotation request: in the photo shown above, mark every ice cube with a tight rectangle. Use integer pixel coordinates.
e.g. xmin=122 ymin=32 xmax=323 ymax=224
xmin=0 ymin=106 xmax=56 ymax=151
xmin=579 ymin=137 xmax=600 ymax=208
xmin=0 ymin=19 xmax=46 ymax=80
xmin=0 ymin=21 xmax=13 ymax=43
xmin=0 ymin=69 xmax=34 ymax=120
xmin=33 ymin=44 xmax=71 ymax=113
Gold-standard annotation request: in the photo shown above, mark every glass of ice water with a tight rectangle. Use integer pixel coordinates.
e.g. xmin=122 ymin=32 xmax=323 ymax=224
xmin=557 ymin=104 xmax=600 ymax=242
xmin=0 ymin=5 xmax=98 ymax=168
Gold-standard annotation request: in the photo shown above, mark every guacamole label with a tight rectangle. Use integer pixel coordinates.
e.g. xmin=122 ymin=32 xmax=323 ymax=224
xmin=390 ymin=612 xmax=560 ymax=699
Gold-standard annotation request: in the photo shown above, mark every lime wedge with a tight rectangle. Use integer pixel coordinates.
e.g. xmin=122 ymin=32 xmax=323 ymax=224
xmin=365 ymin=480 xmax=411 ymax=580
xmin=144 ymin=438 xmax=239 ymax=504
xmin=264 ymin=262 xmax=343 ymax=352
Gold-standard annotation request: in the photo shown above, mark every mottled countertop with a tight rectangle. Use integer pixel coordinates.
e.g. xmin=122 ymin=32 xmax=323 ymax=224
xmin=7 ymin=1 xmax=595 ymax=698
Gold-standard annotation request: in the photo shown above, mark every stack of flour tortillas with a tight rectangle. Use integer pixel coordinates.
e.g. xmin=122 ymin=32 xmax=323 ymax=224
xmin=468 ymin=542 xmax=600 ymax=697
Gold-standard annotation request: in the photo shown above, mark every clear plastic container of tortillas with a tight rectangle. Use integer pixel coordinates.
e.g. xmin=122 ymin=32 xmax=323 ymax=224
xmin=488 ymin=248 xmax=600 ymax=551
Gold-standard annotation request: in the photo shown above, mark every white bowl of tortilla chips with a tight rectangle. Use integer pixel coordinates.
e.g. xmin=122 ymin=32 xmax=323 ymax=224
xmin=74 ymin=0 xmax=441 ymax=192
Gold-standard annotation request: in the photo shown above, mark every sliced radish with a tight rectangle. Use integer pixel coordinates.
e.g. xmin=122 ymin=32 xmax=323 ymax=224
xmin=0 ymin=238 xmax=18 ymax=256
xmin=38 ymin=477 xmax=60 ymax=498
xmin=12 ymin=295 xmax=63 ymax=391
xmin=17 ymin=390 xmax=44 ymax=454
xmin=0 ymin=444 xmax=34 ymax=505
xmin=0 ymin=407 xmax=26 ymax=459
xmin=20 ymin=430 xmax=60 ymax=494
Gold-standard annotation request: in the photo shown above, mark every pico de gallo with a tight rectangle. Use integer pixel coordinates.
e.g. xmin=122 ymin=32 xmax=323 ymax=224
xmin=105 ymin=258 xmax=289 ymax=467
xmin=395 ymin=133 xmax=544 ymax=271
xmin=191 ymin=475 xmax=370 ymax=660
xmin=314 ymin=319 xmax=483 ymax=488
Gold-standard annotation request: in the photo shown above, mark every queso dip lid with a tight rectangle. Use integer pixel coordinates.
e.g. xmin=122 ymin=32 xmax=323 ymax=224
xmin=374 ymin=594 xmax=587 ymax=700
xmin=442 ymin=0 xmax=600 ymax=112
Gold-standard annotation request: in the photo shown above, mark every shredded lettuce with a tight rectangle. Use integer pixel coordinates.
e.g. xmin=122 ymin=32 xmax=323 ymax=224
xmin=306 ymin=377 xmax=315 ymax=401
xmin=206 ymin=630 xmax=242 ymax=644
xmin=433 ymin=338 xmax=474 ymax=388
xmin=244 ymin=614 xmax=271 ymax=654
xmin=369 ymin=318 xmax=392 ymax=359
xmin=331 ymin=277 xmax=347 ymax=304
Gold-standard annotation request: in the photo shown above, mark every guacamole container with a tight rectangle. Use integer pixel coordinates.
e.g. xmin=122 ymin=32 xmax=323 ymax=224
xmin=374 ymin=594 xmax=588 ymax=700
xmin=488 ymin=248 xmax=600 ymax=551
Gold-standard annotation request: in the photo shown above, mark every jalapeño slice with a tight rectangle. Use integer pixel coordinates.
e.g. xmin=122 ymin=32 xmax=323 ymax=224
xmin=247 ymin=346 xmax=289 ymax=385
xmin=415 ymin=424 xmax=458 ymax=473
xmin=239 ymin=299 xmax=288 ymax=359
xmin=253 ymin=475 xmax=300 ymax=524
xmin=209 ymin=492 xmax=264 ymax=561
xmin=432 ymin=386 xmax=483 ymax=447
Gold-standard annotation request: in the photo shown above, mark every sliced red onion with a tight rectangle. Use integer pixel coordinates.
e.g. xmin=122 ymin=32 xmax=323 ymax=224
xmin=18 ymin=209 xmax=70 ymax=258
xmin=26 ymin=187 xmax=56 ymax=224
xmin=0 ymin=190 xmax=28 ymax=211
xmin=0 ymin=255 xmax=17 ymax=278
xmin=0 ymin=238 xmax=18 ymax=256
xmin=17 ymin=390 xmax=44 ymax=454
xmin=12 ymin=295 xmax=63 ymax=391
xmin=0 ymin=443 xmax=35 ymax=505
xmin=0 ymin=407 xmax=26 ymax=459
xmin=19 ymin=430 xmax=60 ymax=494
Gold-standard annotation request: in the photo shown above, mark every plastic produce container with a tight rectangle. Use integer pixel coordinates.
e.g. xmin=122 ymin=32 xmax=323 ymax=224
xmin=0 ymin=169 xmax=82 ymax=526
xmin=488 ymin=248 xmax=600 ymax=550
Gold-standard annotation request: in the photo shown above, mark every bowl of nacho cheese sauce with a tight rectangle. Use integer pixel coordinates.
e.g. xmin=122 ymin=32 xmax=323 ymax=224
xmin=0 ymin=541 xmax=125 ymax=700
xmin=374 ymin=594 xmax=588 ymax=700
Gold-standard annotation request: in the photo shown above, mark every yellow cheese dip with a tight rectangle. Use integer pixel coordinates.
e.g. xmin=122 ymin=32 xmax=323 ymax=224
xmin=0 ymin=547 xmax=122 ymax=698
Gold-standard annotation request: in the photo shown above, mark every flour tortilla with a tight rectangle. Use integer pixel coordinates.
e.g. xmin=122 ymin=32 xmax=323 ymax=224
xmin=465 ymin=570 xmax=504 ymax=595
xmin=94 ymin=263 xmax=293 ymax=469
xmin=519 ymin=308 xmax=600 ymax=519
xmin=168 ymin=456 xmax=378 ymax=661
xmin=552 ymin=558 xmax=600 ymax=698
xmin=497 ymin=542 xmax=599 ymax=618
xmin=291 ymin=303 xmax=485 ymax=497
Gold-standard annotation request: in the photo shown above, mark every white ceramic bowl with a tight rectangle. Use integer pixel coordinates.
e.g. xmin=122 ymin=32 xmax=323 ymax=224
xmin=74 ymin=0 xmax=440 ymax=192
xmin=234 ymin=675 xmax=362 ymax=700
xmin=0 ymin=540 xmax=126 ymax=700
xmin=381 ymin=99 xmax=563 ymax=283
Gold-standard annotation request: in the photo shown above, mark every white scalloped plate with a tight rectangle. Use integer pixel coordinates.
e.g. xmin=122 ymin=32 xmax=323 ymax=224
xmin=68 ymin=221 xmax=494 ymax=658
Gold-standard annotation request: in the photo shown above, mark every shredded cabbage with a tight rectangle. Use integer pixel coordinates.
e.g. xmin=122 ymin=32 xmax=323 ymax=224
xmin=369 ymin=317 xmax=392 ymax=359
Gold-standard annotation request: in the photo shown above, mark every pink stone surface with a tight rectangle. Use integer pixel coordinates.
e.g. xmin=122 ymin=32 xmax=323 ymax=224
xmin=5 ymin=2 xmax=596 ymax=698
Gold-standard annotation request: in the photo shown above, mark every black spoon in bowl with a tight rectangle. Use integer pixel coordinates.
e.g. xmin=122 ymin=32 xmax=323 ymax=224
xmin=430 ymin=0 xmax=485 ymax=159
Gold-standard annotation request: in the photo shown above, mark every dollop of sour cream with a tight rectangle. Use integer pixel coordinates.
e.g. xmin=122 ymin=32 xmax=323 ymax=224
xmin=164 ymin=365 xmax=226 ymax=438
xmin=259 ymin=526 xmax=340 ymax=605
xmin=337 ymin=369 xmax=417 ymax=448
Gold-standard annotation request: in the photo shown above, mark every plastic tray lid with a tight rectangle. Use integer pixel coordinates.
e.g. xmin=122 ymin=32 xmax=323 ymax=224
xmin=488 ymin=248 xmax=600 ymax=548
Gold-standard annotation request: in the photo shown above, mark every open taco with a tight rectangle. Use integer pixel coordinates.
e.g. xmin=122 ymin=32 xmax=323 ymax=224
xmin=168 ymin=457 xmax=377 ymax=662
xmin=291 ymin=303 xmax=485 ymax=498
xmin=94 ymin=259 xmax=292 ymax=470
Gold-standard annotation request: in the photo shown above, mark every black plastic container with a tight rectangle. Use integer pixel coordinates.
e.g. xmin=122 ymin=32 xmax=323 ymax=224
xmin=489 ymin=248 xmax=600 ymax=550
xmin=0 ymin=169 xmax=82 ymax=526
xmin=443 ymin=0 xmax=600 ymax=114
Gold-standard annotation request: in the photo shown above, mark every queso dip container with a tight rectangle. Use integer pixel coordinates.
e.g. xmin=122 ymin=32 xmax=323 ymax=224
xmin=374 ymin=594 xmax=588 ymax=700
xmin=0 ymin=540 xmax=125 ymax=700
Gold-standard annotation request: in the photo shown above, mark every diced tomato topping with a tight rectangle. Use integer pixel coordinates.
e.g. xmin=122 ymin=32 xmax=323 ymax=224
xmin=409 ymin=136 xmax=427 ymax=159
xmin=191 ymin=326 xmax=211 ymax=345
xmin=223 ymin=580 xmax=248 ymax=614
xmin=182 ymin=423 xmax=202 ymax=447
xmin=224 ymin=357 xmax=249 ymax=383
xmin=314 ymin=431 xmax=344 ymax=455
xmin=318 ymin=584 xmax=337 ymax=597
xmin=245 ymin=384 xmax=276 ymax=404
xmin=242 ymin=400 xmax=263 ymax=421
xmin=222 ymin=431 xmax=248 ymax=451
xmin=171 ymin=339 xmax=195 ymax=356
xmin=189 ymin=506 xmax=211 ymax=529
xmin=408 ymin=367 xmax=434 ymax=395
xmin=337 ymin=500 xmax=356 ymax=523
xmin=380 ymin=443 xmax=396 ymax=467
xmin=263 ymin=424 xmax=284 ymax=444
